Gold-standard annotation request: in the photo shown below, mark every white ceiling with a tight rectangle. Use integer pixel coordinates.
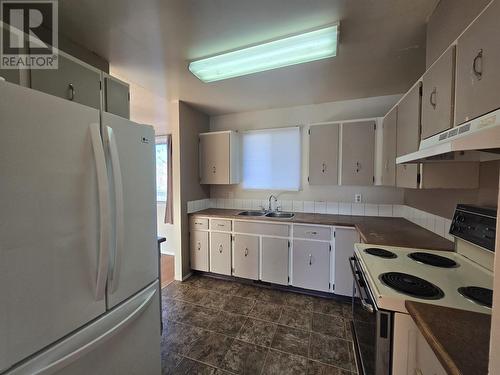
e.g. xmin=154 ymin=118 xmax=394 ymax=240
xmin=58 ymin=0 xmax=438 ymax=115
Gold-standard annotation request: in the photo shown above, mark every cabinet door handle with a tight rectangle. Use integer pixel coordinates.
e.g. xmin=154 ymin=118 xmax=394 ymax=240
xmin=308 ymin=254 xmax=312 ymax=266
xmin=218 ymin=244 xmax=223 ymax=253
xmin=430 ymin=87 xmax=437 ymax=109
xmin=321 ymin=162 xmax=326 ymax=173
xmin=197 ymin=241 xmax=201 ymax=251
xmin=356 ymin=161 xmax=361 ymax=173
xmin=68 ymin=83 xmax=75 ymax=101
xmin=244 ymin=247 xmax=248 ymax=257
xmin=473 ymin=49 xmax=483 ymax=80
xmin=212 ymin=166 xmax=216 ymax=174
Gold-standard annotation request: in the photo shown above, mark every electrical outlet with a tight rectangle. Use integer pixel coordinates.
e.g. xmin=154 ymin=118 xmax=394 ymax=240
xmin=354 ymin=194 xmax=362 ymax=203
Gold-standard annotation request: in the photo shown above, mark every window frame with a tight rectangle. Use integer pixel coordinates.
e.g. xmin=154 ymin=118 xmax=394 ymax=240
xmin=155 ymin=136 xmax=169 ymax=203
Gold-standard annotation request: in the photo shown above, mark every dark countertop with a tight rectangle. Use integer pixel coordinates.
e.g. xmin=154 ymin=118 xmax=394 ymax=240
xmin=190 ymin=208 xmax=454 ymax=251
xmin=406 ymin=301 xmax=491 ymax=375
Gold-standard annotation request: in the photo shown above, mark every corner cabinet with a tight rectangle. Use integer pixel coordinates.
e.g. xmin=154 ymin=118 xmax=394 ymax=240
xmin=199 ymin=131 xmax=240 ymax=185
xmin=455 ymin=0 xmax=500 ymax=126
xmin=308 ymin=124 xmax=339 ymax=185
xmin=340 ymin=121 xmax=375 ymax=186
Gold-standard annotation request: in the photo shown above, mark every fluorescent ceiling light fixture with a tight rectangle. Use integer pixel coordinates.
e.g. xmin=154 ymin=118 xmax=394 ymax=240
xmin=189 ymin=24 xmax=339 ymax=82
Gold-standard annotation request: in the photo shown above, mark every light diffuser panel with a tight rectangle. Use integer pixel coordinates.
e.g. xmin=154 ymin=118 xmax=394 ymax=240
xmin=189 ymin=24 xmax=339 ymax=82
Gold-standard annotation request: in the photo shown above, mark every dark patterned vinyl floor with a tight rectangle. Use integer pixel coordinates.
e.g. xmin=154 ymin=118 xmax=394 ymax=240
xmin=161 ymin=274 xmax=358 ymax=375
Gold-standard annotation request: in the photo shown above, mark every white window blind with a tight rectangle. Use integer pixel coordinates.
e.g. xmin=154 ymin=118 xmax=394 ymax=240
xmin=241 ymin=126 xmax=301 ymax=190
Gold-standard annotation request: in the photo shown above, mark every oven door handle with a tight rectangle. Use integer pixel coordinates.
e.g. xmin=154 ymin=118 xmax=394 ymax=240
xmin=349 ymin=257 xmax=374 ymax=313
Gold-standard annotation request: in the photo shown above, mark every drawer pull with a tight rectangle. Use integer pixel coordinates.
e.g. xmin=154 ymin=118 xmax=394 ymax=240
xmin=218 ymin=244 xmax=223 ymax=253
xmin=306 ymin=231 xmax=318 ymax=235
xmin=244 ymin=248 xmax=248 ymax=257
xmin=217 ymin=224 xmax=225 ymax=227
xmin=473 ymin=49 xmax=483 ymax=80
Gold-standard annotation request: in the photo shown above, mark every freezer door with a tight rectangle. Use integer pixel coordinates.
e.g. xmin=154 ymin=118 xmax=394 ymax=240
xmin=0 ymin=82 xmax=107 ymax=372
xmin=102 ymin=112 xmax=158 ymax=308
xmin=5 ymin=282 xmax=161 ymax=375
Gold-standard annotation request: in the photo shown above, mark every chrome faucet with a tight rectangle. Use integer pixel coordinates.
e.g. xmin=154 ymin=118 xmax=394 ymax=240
xmin=268 ymin=194 xmax=278 ymax=212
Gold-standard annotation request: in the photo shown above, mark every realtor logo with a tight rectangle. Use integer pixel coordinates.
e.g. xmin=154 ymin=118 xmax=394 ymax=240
xmin=1 ymin=0 xmax=58 ymax=69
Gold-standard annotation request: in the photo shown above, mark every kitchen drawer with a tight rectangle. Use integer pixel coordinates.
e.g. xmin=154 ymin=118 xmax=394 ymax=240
xmin=211 ymin=219 xmax=232 ymax=232
xmin=234 ymin=221 xmax=289 ymax=237
xmin=190 ymin=217 xmax=209 ymax=230
xmin=293 ymin=225 xmax=331 ymax=241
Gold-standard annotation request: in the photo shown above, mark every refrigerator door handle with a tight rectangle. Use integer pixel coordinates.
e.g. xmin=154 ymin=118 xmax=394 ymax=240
xmin=105 ymin=126 xmax=124 ymax=293
xmin=8 ymin=284 xmax=157 ymax=375
xmin=89 ymin=123 xmax=110 ymax=301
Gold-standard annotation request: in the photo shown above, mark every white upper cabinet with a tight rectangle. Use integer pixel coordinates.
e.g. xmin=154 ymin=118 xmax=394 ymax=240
xmin=421 ymin=46 xmax=455 ymax=139
xmin=381 ymin=107 xmax=397 ymax=186
xmin=103 ymin=74 xmax=130 ymax=119
xmin=397 ymin=83 xmax=422 ymax=157
xmin=308 ymin=123 xmax=339 ymax=185
xmin=455 ymin=0 xmax=500 ymax=125
xmin=30 ymin=52 xmax=102 ymax=110
xmin=340 ymin=121 xmax=375 ymax=186
xmin=199 ymin=131 xmax=240 ymax=185
xmin=396 ymin=83 xmax=421 ymax=188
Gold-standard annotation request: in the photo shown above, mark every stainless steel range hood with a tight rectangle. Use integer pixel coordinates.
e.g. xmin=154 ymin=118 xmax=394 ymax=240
xmin=397 ymin=108 xmax=500 ymax=164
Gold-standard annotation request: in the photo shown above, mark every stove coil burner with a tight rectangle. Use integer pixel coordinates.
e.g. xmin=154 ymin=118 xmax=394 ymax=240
xmin=458 ymin=286 xmax=493 ymax=308
xmin=364 ymin=248 xmax=397 ymax=259
xmin=408 ymin=252 xmax=458 ymax=268
xmin=380 ymin=272 xmax=444 ymax=300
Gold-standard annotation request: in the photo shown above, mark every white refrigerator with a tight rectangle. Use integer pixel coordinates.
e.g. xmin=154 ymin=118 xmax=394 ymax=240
xmin=0 ymin=81 xmax=161 ymax=374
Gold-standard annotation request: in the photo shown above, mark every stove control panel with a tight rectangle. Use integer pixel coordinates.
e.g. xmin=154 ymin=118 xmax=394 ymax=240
xmin=450 ymin=204 xmax=497 ymax=252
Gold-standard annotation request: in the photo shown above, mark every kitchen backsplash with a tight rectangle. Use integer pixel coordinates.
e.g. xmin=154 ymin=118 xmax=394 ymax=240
xmin=186 ymin=198 xmax=454 ymax=241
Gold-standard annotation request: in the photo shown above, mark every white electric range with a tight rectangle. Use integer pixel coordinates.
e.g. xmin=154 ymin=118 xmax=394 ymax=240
xmin=350 ymin=204 xmax=496 ymax=375
xmin=353 ymin=243 xmax=493 ymax=314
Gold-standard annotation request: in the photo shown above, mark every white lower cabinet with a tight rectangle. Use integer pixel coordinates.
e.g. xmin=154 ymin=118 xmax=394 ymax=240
xmin=190 ymin=230 xmax=209 ymax=271
xmin=261 ymin=237 xmax=289 ymax=285
xmin=334 ymin=227 xmax=360 ymax=296
xmin=233 ymin=234 xmax=259 ymax=280
xmin=393 ymin=313 xmax=447 ymax=375
xmin=292 ymin=240 xmax=330 ymax=292
xmin=210 ymin=232 xmax=231 ymax=275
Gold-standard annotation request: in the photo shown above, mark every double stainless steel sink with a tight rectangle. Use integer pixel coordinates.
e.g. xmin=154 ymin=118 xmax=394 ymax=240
xmin=237 ymin=210 xmax=295 ymax=219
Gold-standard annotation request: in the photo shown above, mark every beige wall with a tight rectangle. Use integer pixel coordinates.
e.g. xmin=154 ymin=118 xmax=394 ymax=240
xmin=425 ymin=0 xmax=491 ymax=67
xmin=178 ymin=101 xmax=210 ymax=278
xmin=210 ymin=94 xmax=405 ymax=204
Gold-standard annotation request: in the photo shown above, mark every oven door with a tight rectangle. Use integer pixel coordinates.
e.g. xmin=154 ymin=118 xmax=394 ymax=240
xmin=349 ymin=256 xmax=391 ymax=375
